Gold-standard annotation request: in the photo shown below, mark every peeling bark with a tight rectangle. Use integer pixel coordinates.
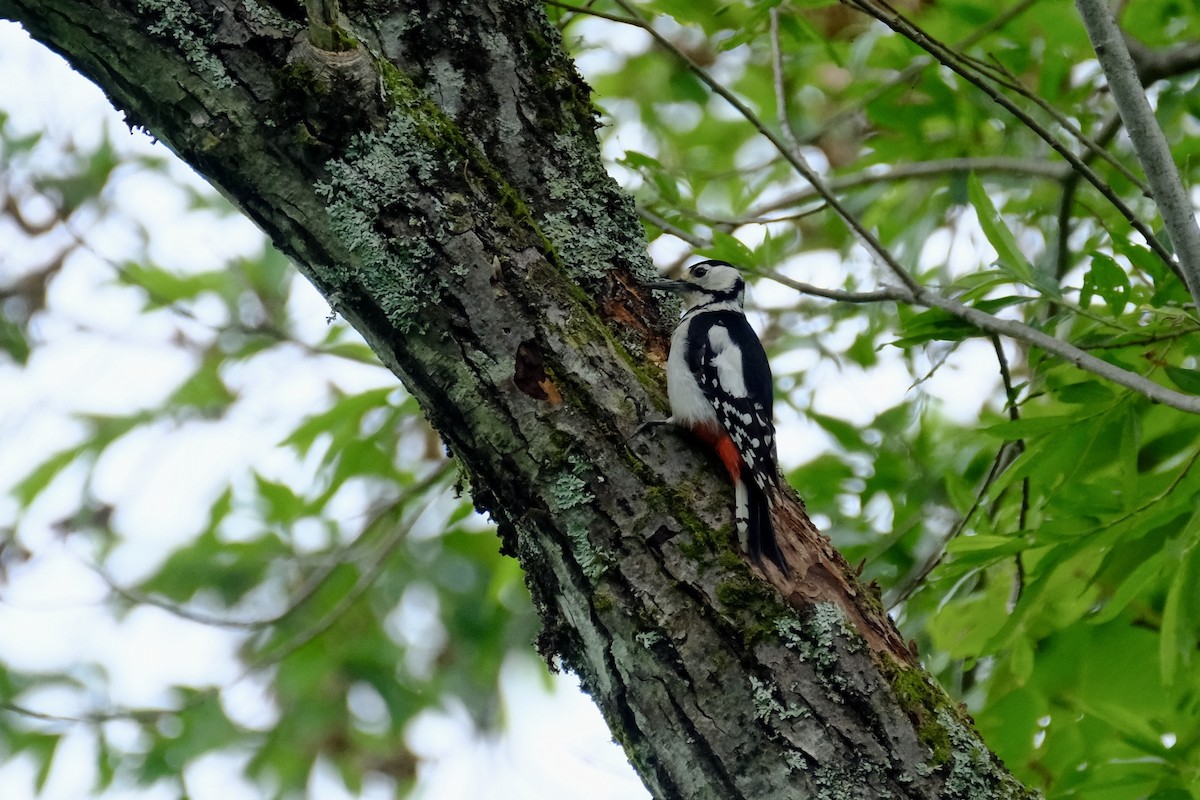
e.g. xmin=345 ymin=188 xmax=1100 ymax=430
xmin=0 ymin=0 xmax=1035 ymax=797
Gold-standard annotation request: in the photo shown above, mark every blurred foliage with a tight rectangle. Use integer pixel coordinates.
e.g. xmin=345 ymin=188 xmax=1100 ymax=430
xmin=0 ymin=102 xmax=537 ymax=796
xmin=4 ymin=0 xmax=1200 ymax=798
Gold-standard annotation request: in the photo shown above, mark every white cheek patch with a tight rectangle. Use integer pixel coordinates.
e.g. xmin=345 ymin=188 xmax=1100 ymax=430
xmin=707 ymin=326 xmax=747 ymax=398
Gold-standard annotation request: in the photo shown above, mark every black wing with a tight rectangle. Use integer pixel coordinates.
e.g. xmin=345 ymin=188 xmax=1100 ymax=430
xmin=685 ymin=310 xmax=779 ymax=489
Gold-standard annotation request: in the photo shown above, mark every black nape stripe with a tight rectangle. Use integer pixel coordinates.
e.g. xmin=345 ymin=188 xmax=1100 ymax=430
xmin=696 ymin=287 xmax=741 ymax=300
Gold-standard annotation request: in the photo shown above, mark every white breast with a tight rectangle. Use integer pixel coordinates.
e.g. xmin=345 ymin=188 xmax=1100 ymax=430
xmin=666 ymin=315 xmax=719 ymax=427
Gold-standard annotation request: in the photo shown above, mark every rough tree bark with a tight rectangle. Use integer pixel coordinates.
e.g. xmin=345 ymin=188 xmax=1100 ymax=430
xmin=0 ymin=1 xmax=1034 ymax=797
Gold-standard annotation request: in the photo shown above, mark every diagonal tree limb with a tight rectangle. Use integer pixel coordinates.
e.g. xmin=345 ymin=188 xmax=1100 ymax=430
xmin=1074 ymin=0 xmax=1200 ymax=309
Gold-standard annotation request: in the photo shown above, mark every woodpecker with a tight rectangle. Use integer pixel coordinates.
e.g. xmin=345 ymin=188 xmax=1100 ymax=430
xmin=646 ymin=259 xmax=787 ymax=573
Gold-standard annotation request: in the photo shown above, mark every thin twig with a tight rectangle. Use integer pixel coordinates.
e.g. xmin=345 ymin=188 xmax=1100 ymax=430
xmin=94 ymin=461 xmax=453 ymax=630
xmin=812 ymin=0 xmax=1041 ymax=143
xmin=769 ymin=8 xmax=800 ymax=151
xmin=760 ymin=270 xmax=907 ymax=304
xmin=888 ymin=336 xmax=1028 ymax=608
xmin=2 ymin=469 xmax=453 ymax=727
xmin=611 ymin=0 xmax=923 ymax=297
xmin=1076 ymin=325 xmax=1200 ymax=350
xmin=887 ymin=444 xmax=1014 ymax=607
xmin=991 ymin=335 xmax=1030 ymax=610
xmin=842 ymin=0 xmax=1178 ymax=279
xmin=749 ymin=157 xmax=1069 ymax=219
xmin=980 ymin=56 xmax=1149 ymax=193
xmin=249 ymin=496 xmax=432 ymax=667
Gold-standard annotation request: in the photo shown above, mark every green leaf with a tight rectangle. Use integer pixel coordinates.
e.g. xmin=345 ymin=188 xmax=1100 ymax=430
xmin=281 ymin=387 xmax=394 ymax=456
xmin=11 ymin=446 xmax=86 ymax=506
xmin=1056 ymin=380 xmax=1115 ymax=405
xmin=1090 ymin=550 xmax=1164 ymax=625
xmin=967 ymin=172 xmax=1055 ymax=296
xmin=1159 ymin=528 xmax=1200 ymax=686
xmin=27 ymin=732 xmax=60 ymax=793
xmin=1079 ymin=253 xmax=1131 ymax=315
xmin=0 ymin=316 xmax=30 ymax=364
xmin=167 ymin=350 xmax=236 ymax=415
xmin=254 ymin=472 xmax=306 ymax=525
xmin=117 ymin=262 xmax=231 ymax=309
xmin=1165 ymin=366 xmax=1200 ymax=394
xmin=946 ymin=533 xmax=1026 ymax=554
xmin=702 ymin=232 xmax=756 ymax=267
xmin=981 ymin=414 xmax=1084 ymax=440
xmin=809 ymin=412 xmax=864 ymax=451
xmin=139 ymin=528 xmax=286 ymax=605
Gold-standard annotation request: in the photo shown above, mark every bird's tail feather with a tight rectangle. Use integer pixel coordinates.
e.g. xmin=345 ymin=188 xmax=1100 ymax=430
xmin=736 ymin=479 xmax=787 ymax=575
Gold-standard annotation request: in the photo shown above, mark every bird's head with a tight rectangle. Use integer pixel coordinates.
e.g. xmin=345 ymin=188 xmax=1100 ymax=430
xmin=646 ymin=259 xmax=745 ymax=310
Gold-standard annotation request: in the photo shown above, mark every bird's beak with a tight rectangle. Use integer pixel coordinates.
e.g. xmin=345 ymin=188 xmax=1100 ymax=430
xmin=644 ymin=278 xmax=690 ymax=294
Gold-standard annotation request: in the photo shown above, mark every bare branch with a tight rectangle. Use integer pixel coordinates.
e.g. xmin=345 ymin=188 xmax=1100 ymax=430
xmin=637 ymin=208 xmax=705 ymax=247
xmin=1075 ymin=0 xmax=1200 ymax=308
xmin=1123 ymin=35 xmax=1200 ymax=85
xmin=761 ymin=271 xmax=908 ymax=304
xmin=750 ymin=157 xmax=1069 ymax=218
xmin=769 ymin=8 xmax=800 ymax=151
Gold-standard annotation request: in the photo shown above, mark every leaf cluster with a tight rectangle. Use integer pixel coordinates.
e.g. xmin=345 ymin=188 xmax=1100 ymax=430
xmin=0 ymin=112 xmax=537 ymax=797
xmin=554 ymin=0 xmax=1200 ymax=796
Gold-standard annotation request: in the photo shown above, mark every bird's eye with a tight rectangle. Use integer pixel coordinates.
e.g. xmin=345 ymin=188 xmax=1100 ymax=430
xmin=692 ymin=266 xmax=708 ymax=278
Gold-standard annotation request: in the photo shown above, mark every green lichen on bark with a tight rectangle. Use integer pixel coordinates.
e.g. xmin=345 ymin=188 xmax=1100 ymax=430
xmin=550 ymin=457 xmax=609 ymax=580
xmin=714 ymin=568 xmax=790 ymax=645
xmin=750 ymin=675 xmax=808 ymax=724
xmin=881 ymin=656 xmax=1037 ymax=799
xmin=313 ymin=62 xmax=486 ymax=332
xmin=885 ymin=658 xmax=954 ymax=767
xmin=242 ymin=0 xmax=301 ymax=33
xmin=135 ymin=0 xmax=234 ymax=88
xmin=775 ymin=602 xmax=863 ymax=670
xmin=539 ymin=132 xmax=646 ymax=281
xmin=315 ymin=108 xmax=445 ymax=331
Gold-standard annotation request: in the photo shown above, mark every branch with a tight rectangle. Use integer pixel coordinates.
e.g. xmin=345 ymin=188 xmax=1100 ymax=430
xmin=637 ymin=208 xmax=705 ymax=247
xmin=970 ymin=53 xmax=1148 ymax=193
xmin=768 ymin=8 xmax=800 ymax=151
xmin=761 ymin=271 xmax=909 ymax=304
xmin=810 ymin=0 xmax=1041 ymax=145
xmin=749 ymin=157 xmax=1069 ymax=219
xmin=843 ymin=0 xmax=1179 ymax=278
xmin=601 ymin=1 xmax=1200 ymax=414
xmin=1074 ymin=0 xmax=1200 ymax=308
xmin=1123 ymin=35 xmax=1200 ymax=85
xmin=96 ymin=462 xmax=453 ymax=629
xmin=610 ymin=0 xmax=923 ymax=300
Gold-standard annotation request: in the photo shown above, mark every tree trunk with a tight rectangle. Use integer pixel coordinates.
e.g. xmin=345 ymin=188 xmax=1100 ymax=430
xmin=0 ymin=0 xmax=1033 ymax=796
